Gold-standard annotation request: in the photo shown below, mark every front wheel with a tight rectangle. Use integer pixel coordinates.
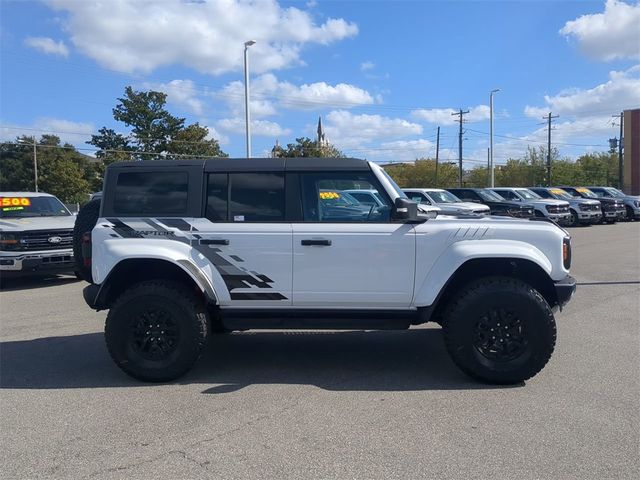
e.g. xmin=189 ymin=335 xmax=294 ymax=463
xmin=442 ymin=277 xmax=556 ymax=384
xmin=105 ymin=281 xmax=208 ymax=382
xmin=568 ymin=209 xmax=579 ymax=227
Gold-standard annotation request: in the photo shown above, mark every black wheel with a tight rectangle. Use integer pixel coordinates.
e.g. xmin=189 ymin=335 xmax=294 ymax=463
xmin=105 ymin=281 xmax=209 ymax=382
xmin=568 ymin=209 xmax=579 ymax=227
xmin=73 ymin=199 xmax=101 ymax=283
xmin=626 ymin=206 xmax=635 ymax=222
xmin=442 ymin=277 xmax=556 ymax=384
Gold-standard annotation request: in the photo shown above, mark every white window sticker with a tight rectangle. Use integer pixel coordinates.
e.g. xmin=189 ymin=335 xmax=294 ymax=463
xmin=234 ymin=215 xmax=245 ymax=222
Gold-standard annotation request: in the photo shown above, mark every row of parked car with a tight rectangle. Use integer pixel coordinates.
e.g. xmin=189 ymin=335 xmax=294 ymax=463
xmin=402 ymin=186 xmax=639 ymax=227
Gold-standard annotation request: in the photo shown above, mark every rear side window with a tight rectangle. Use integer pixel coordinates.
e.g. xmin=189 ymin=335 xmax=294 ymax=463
xmin=206 ymin=173 xmax=285 ymax=222
xmin=114 ymin=172 xmax=188 ymax=214
xmin=495 ymin=190 xmax=518 ymax=201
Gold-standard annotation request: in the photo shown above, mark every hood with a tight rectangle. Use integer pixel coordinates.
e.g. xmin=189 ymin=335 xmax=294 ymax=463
xmin=570 ymin=198 xmax=600 ymax=206
xmin=527 ymin=199 xmax=569 ymax=207
xmin=0 ymin=215 xmax=76 ymax=232
xmin=436 ymin=202 xmax=490 ymax=213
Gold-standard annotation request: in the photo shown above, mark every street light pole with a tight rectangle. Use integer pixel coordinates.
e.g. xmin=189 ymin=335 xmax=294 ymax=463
xmin=489 ymin=89 xmax=500 ymax=188
xmin=243 ymin=40 xmax=256 ymax=158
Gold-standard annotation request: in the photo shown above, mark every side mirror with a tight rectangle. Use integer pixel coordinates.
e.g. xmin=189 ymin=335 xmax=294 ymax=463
xmin=393 ymin=197 xmax=419 ymax=221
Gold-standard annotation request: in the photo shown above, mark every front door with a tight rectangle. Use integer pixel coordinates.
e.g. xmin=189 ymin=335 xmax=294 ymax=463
xmin=292 ymin=171 xmax=416 ymax=309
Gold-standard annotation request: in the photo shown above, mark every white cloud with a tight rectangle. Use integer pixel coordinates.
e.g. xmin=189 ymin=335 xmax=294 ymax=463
xmin=560 ymin=0 xmax=640 ymax=61
xmin=321 ymin=110 xmax=423 ymax=151
xmin=216 ymin=118 xmax=290 ymax=138
xmin=360 ymin=61 xmax=375 ymax=71
xmin=46 ymin=0 xmax=357 ymax=75
xmin=0 ymin=118 xmax=94 ymax=146
xmin=411 ymin=105 xmax=490 ymax=125
xmin=143 ymin=79 xmax=206 ymax=116
xmin=24 ymin=37 xmax=69 ymax=57
xmin=524 ymin=65 xmax=640 ymax=118
xmin=216 ymin=73 xmax=375 ymax=118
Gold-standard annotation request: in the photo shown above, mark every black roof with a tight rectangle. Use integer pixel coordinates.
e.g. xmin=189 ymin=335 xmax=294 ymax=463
xmin=107 ymin=157 xmax=370 ymax=172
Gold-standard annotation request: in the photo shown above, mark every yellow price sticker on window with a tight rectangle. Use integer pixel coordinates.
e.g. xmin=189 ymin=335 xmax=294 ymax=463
xmin=319 ymin=191 xmax=340 ymax=200
xmin=550 ymin=189 xmax=566 ymax=195
xmin=1 ymin=197 xmax=31 ymax=209
xmin=576 ymin=188 xmax=590 ymax=193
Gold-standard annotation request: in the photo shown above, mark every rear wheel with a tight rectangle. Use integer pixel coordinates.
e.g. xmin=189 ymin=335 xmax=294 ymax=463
xmin=442 ymin=277 xmax=556 ymax=384
xmin=105 ymin=281 xmax=208 ymax=382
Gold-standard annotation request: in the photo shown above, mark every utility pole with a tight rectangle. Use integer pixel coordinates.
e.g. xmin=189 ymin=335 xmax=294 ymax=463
xmin=489 ymin=89 xmax=500 ymax=187
xmin=613 ymin=112 xmax=624 ymax=189
xmin=544 ymin=112 xmax=559 ymax=187
xmin=452 ymin=109 xmax=469 ymax=187
xmin=435 ymin=126 xmax=440 ymax=186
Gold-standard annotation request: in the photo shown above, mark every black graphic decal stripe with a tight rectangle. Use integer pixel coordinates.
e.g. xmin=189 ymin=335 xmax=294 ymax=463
xmin=106 ymin=218 xmax=143 ymax=238
xmin=231 ymin=292 xmax=288 ymax=300
xmin=158 ymin=218 xmax=196 ymax=231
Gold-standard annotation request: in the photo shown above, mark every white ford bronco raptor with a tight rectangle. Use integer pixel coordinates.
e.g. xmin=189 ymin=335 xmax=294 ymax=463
xmin=77 ymin=158 xmax=576 ymax=384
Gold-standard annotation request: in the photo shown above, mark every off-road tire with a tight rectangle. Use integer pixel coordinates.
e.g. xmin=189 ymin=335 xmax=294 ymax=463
xmin=442 ymin=276 xmax=556 ymax=384
xmin=73 ymin=199 xmax=101 ymax=283
xmin=105 ymin=281 xmax=208 ymax=382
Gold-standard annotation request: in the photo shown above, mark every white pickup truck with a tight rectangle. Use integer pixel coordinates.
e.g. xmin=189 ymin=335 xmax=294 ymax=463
xmin=0 ymin=192 xmax=75 ymax=277
xmin=77 ymin=158 xmax=576 ymax=385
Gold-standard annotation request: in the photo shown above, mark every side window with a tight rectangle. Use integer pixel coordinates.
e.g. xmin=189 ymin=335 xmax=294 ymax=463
xmin=497 ymin=190 xmax=517 ymax=201
xmin=205 ymin=173 xmax=285 ymax=222
xmin=537 ymin=190 xmax=552 ymax=199
xmin=350 ymin=192 xmax=377 ymax=206
xmin=458 ymin=190 xmax=476 ymax=201
xmin=300 ymin=172 xmax=392 ymax=222
xmin=206 ymin=174 xmax=228 ymax=221
xmin=408 ymin=193 xmax=430 ymax=204
xmin=114 ymin=171 xmax=188 ymax=215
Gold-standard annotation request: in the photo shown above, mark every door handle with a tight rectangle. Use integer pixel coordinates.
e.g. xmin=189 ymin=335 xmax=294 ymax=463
xmin=301 ymin=239 xmax=332 ymax=246
xmin=199 ymin=239 xmax=229 ymax=246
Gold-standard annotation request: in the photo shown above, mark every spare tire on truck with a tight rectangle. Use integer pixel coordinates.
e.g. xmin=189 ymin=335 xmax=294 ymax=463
xmin=73 ymin=198 xmax=101 ymax=283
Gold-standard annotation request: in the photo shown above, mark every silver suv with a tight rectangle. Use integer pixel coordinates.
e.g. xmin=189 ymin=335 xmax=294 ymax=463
xmin=0 ymin=192 xmax=75 ymax=277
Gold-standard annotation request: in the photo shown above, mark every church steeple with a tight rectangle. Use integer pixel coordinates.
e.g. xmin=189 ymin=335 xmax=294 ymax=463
xmin=317 ymin=116 xmax=326 ymax=146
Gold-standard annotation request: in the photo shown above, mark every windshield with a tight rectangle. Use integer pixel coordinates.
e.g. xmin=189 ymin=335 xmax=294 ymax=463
xmin=478 ymin=189 xmax=504 ymax=201
xmin=0 ymin=196 xmax=71 ymax=218
xmin=603 ymin=187 xmax=622 ymax=197
xmin=608 ymin=188 xmax=625 ymax=196
xmin=549 ymin=188 xmax=574 ymax=200
xmin=515 ymin=189 xmax=541 ymax=200
xmin=427 ymin=190 xmax=461 ymax=203
xmin=575 ymin=187 xmax=598 ymax=198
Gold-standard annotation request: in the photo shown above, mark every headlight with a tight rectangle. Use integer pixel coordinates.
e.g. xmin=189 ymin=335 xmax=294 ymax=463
xmin=635 ymin=200 xmax=640 ymax=207
xmin=0 ymin=232 xmax=21 ymax=251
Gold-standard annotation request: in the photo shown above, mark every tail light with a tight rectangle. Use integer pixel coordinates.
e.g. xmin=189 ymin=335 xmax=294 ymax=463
xmin=81 ymin=232 xmax=92 ymax=267
xmin=563 ymin=237 xmax=571 ymax=269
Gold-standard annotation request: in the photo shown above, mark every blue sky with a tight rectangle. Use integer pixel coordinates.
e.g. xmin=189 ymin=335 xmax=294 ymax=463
xmin=1 ymin=0 xmax=639 ymax=167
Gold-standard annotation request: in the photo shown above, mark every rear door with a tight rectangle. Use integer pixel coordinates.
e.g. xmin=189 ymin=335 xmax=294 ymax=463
xmin=190 ymin=171 xmax=292 ymax=307
xmin=291 ymin=171 xmax=416 ymax=309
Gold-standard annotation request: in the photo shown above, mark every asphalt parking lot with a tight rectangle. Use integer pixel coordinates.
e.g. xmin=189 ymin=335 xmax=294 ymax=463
xmin=1 ymin=222 xmax=638 ymax=480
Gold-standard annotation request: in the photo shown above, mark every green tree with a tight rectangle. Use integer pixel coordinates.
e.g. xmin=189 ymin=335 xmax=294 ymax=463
xmin=384 ymin=158 xmax=458 ymax=188
xmin=0 ymin=135 xmax=91 ymax=203
xmin=88 ymin=86 xmax=227 ymax=161
xmin=166 ymin=123 xmax=227 ymax=159
xmin=274 ymin=137 xmax=344 ymax=158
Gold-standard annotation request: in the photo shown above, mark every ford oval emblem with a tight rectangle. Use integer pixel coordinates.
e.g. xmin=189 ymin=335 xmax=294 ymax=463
xmin=48 ymin=236 xmax=63 ymax=244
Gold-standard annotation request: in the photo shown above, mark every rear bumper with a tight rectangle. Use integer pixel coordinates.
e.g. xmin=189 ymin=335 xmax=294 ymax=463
xmin=554 ymin=275 xmax=577 ymax=309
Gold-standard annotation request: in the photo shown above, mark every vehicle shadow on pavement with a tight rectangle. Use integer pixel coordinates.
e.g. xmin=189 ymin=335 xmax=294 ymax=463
xmin=0 ymin=275 xmax=80 ymax=292
xmin=0 ymin=329 xmax=516 ymax=391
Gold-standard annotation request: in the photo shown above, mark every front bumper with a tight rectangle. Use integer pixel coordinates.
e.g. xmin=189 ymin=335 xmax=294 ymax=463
xmin=0 ymin=249 xmax=74 ymax=276
xmin=577 ymin=211 xmax=602 ymax=223
xmin=554 ymin=275 xmax=577 ymax=309
xmin=603 ymin=208 xmax=626 ymax=220
xmin=549 ymin=212 xmax=572 ymax=225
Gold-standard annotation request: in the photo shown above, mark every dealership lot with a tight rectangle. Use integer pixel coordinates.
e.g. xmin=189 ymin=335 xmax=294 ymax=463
xmin=1 ymin=223 xmax=638 ymax=479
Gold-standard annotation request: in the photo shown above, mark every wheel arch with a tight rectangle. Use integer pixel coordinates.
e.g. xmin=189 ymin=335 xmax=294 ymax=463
xmin=425 ymin=257 xmax=558 ymax=325
xmin=94 ymin=258 xmax=218 ymax=309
